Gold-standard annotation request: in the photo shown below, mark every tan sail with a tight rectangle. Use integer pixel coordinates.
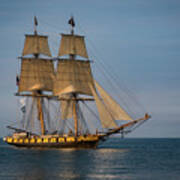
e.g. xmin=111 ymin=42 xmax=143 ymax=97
xmin=94 ymin=80 xmax=132 ymax=121
xmin=53 ymin=59 xmax=94 ymax=96
xmin=58 ymin=34 xmax=88 ymax=58
xmin=89 ymin=83 xmax=117 ymax=129
xmin=60 ymin=94 xmax=73 ymax=120
xmin=18 ymin=58 xmax=54 ymax=92
xmin=22 ymin=35 xmax=51 ymax=57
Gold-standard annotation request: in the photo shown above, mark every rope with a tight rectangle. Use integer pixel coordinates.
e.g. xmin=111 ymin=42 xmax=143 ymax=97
xmin=76 ymin=18 xmax=146 ymax=119
xmin=78 ymin=104 xmax=90 ymax=134
xmin=82 ymin=101 xmax=102 ymax=130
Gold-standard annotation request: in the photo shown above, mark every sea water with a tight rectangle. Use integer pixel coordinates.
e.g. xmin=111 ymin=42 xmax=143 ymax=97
xmin=0 ymin=138 xmax=179 ymax=180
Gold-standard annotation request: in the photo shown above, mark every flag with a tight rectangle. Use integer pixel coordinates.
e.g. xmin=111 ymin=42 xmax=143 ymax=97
xmin=68 ymin=17 xmax=75 ymax=27
xmin=16 ymin=75 xmax=20 ymax=86
xmin=20 ymin=98 xmax=26 ymax=113
xmin=34 ymin=16 xmax=38 ymax=26
xmin=21 ymin=106 xmax=26 ymax=113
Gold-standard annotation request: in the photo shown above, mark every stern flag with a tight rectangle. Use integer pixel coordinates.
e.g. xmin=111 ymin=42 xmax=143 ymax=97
xmin=68 ymin=17 xmax=75 ymax=27
xmin=16 ymin=75 xmax=20 ymax=86
xmin=20 ymin=98 xmax=26 ymax=113
xmin=34 ymin=16 xmax=38 ymax=26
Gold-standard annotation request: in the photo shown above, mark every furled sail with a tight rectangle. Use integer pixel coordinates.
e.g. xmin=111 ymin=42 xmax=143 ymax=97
xmin=53 ymin=59 xmax=94 ymax=96
xmin=89 ymin=83 xmax=118 ymax=129
xmin=18 ymin=58 xmax=54 ymax=92
xmin=22 ymin=35 xmax=52 ymax=57
xmin=60 ymin=94 xmax=73 ymax=120
xmin=94 ymin=80 xmax=132 ymax=121
xmin=58 ymin=34 xmax=88 ymax=58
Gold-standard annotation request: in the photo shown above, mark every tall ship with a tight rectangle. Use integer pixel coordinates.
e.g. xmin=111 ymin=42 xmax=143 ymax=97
xmin=3 ymin=17 xmax=151 ymax=148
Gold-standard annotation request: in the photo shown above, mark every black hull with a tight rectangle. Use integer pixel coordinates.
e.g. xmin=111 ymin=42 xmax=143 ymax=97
xmin=7 ymin=141 xmax=99 ymax=149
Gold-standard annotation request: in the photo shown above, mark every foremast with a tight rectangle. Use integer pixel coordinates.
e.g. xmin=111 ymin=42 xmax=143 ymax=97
xmin=69 ymin=18 xmax=78 ymax=137
xmin=55 ymin=17 xmax=151 ymax=137
xmin=56 ymin=16 xmax=93 ymax=137
xmin=72 ymin=94 xmax=78 ymax=136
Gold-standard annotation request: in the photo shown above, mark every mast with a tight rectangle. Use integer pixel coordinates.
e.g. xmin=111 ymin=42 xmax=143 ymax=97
xmin=68 ymin=16 xmax=75 ymax=35
xmin=55 ymin=16 xmax=95 ymax=136
xmin=69 ymin=17 xmax=78 ymax=136
xmin=33 ymin=16 xmax=39 ymax=58
xmin=72 ymin=94 xmax=78 ymax=136
xmin=33 ymin=17 xmax=45 ymax=135
xmin=36 ymin=91 xmax=45 ymax=135
xmin=18 ymin=16 xmax=53 ymax=135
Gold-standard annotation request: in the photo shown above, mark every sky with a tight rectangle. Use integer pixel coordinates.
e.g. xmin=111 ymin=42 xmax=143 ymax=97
xmin=0 ymin=0 xmax=180 ymax=138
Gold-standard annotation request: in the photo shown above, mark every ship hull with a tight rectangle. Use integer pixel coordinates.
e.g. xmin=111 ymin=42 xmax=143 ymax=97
xmin=6 ymin=141 xmax=99 ymax=148
xmin=3 ymin=135 xmax=101 ymax=149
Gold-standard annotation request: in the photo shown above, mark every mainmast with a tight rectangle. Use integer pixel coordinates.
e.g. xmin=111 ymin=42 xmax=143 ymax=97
xmin=33 ymin=17 xmax=44 ymax=135
xmin=18 ymin=16 xmax=53 ymax=135
xmin=69 ymin=17 xmax=78 ymax=137
xmin=36 ymin=92 xmax=45 ymax=135
xmin=33 ymin=17 xmax=45 ymax=135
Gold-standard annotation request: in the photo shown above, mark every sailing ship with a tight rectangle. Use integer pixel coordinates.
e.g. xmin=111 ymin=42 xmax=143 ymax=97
xmin=3 ymin=17 xmax=151 ymax=148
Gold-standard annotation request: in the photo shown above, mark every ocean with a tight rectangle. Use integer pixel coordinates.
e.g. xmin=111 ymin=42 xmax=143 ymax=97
xmin=0 ymin=138 xmax=179 ymax=180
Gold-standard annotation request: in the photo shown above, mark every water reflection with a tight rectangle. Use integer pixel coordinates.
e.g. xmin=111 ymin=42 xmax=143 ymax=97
xmin=1 ymin=138 xmax=132 ymax=180
xmin=7 ymin=147 xmax=130 ymax=180
xmin=1 ymin=138 xmax=180 ymax=180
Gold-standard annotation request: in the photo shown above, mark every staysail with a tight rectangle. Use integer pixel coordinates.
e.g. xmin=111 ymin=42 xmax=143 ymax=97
xmin=22 ymin=34 xmax=52 ymax=57
xmin=58 ymin=34 xmax=88 ymax=58
xmin=18 ymin=58 xmax=54 ymax=92
xmin=89 ymin=83 xmax=118 ymax=128
xmin=94 ymin=80 xmax=132 ymax=121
